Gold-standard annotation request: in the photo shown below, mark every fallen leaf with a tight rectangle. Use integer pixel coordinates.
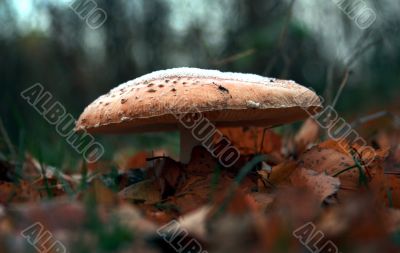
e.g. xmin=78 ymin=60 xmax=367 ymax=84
xmin=290 ymin=168 xmax=340 ymax=204
xmin=294 ymin=118 xmax=320 ymax=153
xmin=185 ymin=146 xmax=218 ymax=174
xmin=267 ymin=160 xmax=297 ymax=185
xmin=381 ymin=174 xmax=400 ymax=208
xmin=317 ymin=196 xmax=389 ymax=242
xmin=153 ymin=157 xmax=183 ymax=199
xmin=0 ymin=181 xmax=40 ymax=204
xmin=210 ymin=188 xmax=260 ymax=217
xmin=82 ymin=178 xmax=118 ymax=206
xmin=248 ymin=192 xmax=275 ymax=212
xmin=119 ymin=179 xmax=161 ymax=204
xmin=298 ymin=141 xmax=361 ymax=199
xmin=218 ymin=127 xmax=282 ymax=155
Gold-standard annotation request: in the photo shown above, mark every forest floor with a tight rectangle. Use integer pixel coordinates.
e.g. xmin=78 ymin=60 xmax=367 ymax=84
xmin=1 ymin=117 xmax=400 ymax=253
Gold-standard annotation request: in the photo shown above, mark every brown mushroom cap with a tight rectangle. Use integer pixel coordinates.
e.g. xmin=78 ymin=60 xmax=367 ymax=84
xmin=76 ymin=68 xmax=321 ymax=133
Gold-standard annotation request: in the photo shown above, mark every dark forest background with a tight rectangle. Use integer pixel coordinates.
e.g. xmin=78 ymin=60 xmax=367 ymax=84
xmin=0 ymin=0 xmax=399 ymax=167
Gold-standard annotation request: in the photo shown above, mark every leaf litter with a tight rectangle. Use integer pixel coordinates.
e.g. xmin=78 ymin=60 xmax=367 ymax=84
xmin=0 ymin=122 xmax=400 ymax=252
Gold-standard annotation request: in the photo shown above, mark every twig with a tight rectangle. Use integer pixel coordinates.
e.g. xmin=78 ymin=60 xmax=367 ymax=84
xmin=329 ymin=28 xmax=382 ymax=109
xmin=345 ymin=37 xmax=383 ymax=68
xmin=350 ymin=110 xmax=389 ymax=128
xmin=333 ymin=165 xmax=358 ymax=177
xmin=276 ymin=0 xmax=296 ymax=50
xmin=213 ymin=49 xmax=256 ymax=66
xmin=331 ymin=68 xmax=350 ymax=109
xmin=324 ymin=63 xmax=335 ymax=105
xmin=259 ymin=128 xmax=268 ymax=153
xmin=146 ymin=156 xmax=168 ymax=161
xmin=264 ymin=0 xmax=296 ymax=75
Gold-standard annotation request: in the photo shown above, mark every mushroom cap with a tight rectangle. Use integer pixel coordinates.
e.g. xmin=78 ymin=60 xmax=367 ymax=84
xmin=76 ymin=68 xmax=321 ymax=133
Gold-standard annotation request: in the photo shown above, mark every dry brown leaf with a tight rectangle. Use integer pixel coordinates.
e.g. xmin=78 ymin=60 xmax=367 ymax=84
xmin=299 ymin=142 xmax=359 ymax=199
xmin=85 ymin=178 xmax=119 ymax=206
xmin=119 ymin=179 xmax=161 ymax=204
xmin=218 ymin=127 xmax=282 ymax=155
xmin=153 ymin=157 xmax=183 ymax=198
xmin=185 ymin=146 xmax=218 ymax=174
xmin=173 ymin=169 xmax=255 ymax=215
xmin=248 ymin=192 xmax=275 ymax=212
xmin=316 ymin=196 xmax=389 ymax=242
xmin=0 ymin=181 xmax=40 ymax=204
xmin=318 ymin=139 xmax=351 ymax=154
xmin=379 ymin=174 xmax=400 ymax=208
xmin=290 ymin=168 xmax=340 ymax=203
xmin=380 ymin=132 xmax=400 ymax=175
xmin=294 ymin=118 xmax=320 ymax=153
xmin=299 ymin=140 xmax=391 ymax=202
xmin=267 ymin=160 xmax=297 ymax=185
xmin=385 ymin=208 xmax=400 ymax=233
xmin=384 ymin=149 xmax=400 ymax=175
xmin=375 ymin=131 xmax=392 ymax=150
xmin=210 ymin=188 xmax=260 ymax=216
xmin=299 ymin=143 xmax=354 ymax=175
xmin=172 ymin=174 xmax=216 ymax=214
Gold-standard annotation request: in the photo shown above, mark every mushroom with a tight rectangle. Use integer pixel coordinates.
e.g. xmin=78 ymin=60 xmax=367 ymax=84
xmin=76 ymin=68 xmax=321 ymax=164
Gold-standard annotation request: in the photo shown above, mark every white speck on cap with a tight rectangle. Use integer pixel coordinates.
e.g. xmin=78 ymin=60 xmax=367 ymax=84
xmin=115 ymin=67 xmax=285 ymax=91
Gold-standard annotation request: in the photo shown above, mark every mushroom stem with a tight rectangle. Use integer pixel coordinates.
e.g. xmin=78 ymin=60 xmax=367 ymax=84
xmin=179 ymin=126 xmax=201 ymax=164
